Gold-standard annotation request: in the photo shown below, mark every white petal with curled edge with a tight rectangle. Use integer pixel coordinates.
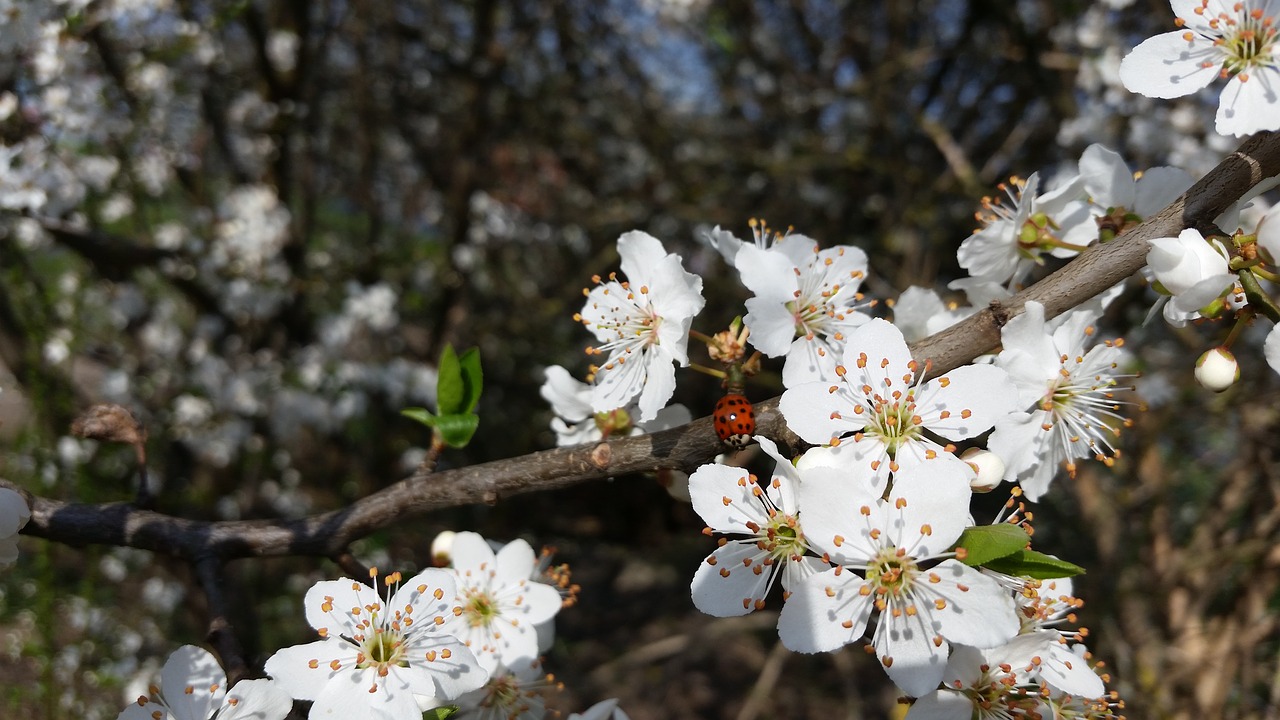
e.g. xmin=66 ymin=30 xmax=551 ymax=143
xmin=494 ymin=538 xmax=538 ymax=585
xmin=735 ymin=243 xmax=799 ymax=303
xmin=743 ymin=295 xmax=800 ymax=357
xmin=615 ymin=231 xmax=667 ymax=285
xmin=1079 ymin=144 xmax=1134 ymax=210
xmin=540 ymin=366 xmax=593 ymax=423
xmin=634 ymin=349 xmax=677 ymax=423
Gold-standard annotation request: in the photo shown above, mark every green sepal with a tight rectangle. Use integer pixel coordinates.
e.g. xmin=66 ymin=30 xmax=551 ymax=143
xmin=422 ymin=706 xmax=459 ymax=720
xmin=954 ymin=524 xmax=1030 ymax=567
xmin=982 ymin=549 xmax=1085 ymax=579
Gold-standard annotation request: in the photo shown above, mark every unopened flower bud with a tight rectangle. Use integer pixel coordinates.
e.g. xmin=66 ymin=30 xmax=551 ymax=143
xmin=430 ymin=530 xmax=457 ymax=567
xmin=961 ymin=448 xmax=1005 ymax=493
xmin=1195 ymin=347 xmax=1239 ymax=392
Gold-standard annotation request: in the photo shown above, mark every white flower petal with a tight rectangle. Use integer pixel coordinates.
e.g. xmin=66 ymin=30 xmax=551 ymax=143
xmin=615 ymin=231 xmax=667 ymax=283
xmin=635 ymin=351 xmax=677 ymax=422
xmin=743 ymin=296 xmax=800 ymax=357
xmin=1119 ymin=31 xmax=1219 ymax=99
xmin=915 ymin=364 xmax=1017 ymax=440
xmin=777 ymin=567 xmax=873 ymax=653
xmin=688 ymin=463 xmax=767 ymax=535
xmin=160 ymin=645 xmax=226 ymax=720
xmin=1041 ymin=642 xmax=1107 ymax=699
xmin=217 ymin=678 xmax=294 ymax=720
xmin=1079 ymin=144 xmax=1135 ymax=210
xmin=1133 ymin=166 xmax=1194 ymax=217
xmin=540 ymin=366 xmax=593 ymax=423
xmin=264 ymin=640 xmax=355 ymax=702
xmin=792 ymin=465 xmax=881 ymax=562
xmin=447 ymin=532 xmax=496 ymax=576
xmin=781 ymin=335 xmax=840 ymax=387
xmin=1216 ymin=70 xmax=1280 ymax=137
xmin=925 ymin=560 xmax=1019 ymax=649
xmin=309 ymin=666 xmax=408 ymax=720
xmin=735 ymin=243 xmax=799 ymax=303
xmin=875 ymin=605 xmax=949 ymax=698
xmin=0 ymin=488 xmax=30 ymax=538
xmin=778 ymin=381 xmax=846 ymax=444
xmin=690 ymin=541 xmax=770 ymax=617
xmin=885 ymin=460 xmax=973 ymax=553
xmin=1265 ymin=324 xmax=1280 ymax=376
xmin=903 ymin=689 xmax=973 ymax=720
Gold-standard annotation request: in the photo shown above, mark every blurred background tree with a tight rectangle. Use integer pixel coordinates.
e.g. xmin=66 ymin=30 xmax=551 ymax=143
xmin=0 ymin=0 xmax=1275 ymax=718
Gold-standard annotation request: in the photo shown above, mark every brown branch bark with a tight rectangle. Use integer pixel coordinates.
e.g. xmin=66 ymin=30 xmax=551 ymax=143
xmin=912 ymin=130 xmax=1280 ymax=378
xmin=10 ymin=131 xmax=1280 ymax=564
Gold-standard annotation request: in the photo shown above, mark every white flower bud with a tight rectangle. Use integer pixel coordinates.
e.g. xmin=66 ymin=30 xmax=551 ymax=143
xmin=1194 ymin=347 xmax=1239 ymax=393
xmin=961 ymin=448 xmax=1005 ymax=493
xmin=430 ymin=530 xmax=456 ymax=567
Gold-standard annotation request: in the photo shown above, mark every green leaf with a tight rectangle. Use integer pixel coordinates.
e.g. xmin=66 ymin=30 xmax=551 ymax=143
xmin=436 ymin=413 xmax=480 ymax=448
xmin=954 ymin=524 xmax=1030 ymax=567
xmin=437 ymin=344 xmax=465 ymax=415
xmin=458 ymin=347 xmax=483 ymax=413
xmin=422 ymin=706 xmax=459 ymax=720
xmin=400 ymin=407 xmax=437 ymax=428
xmin=983 ymin=550 xmax=1085 ymax=579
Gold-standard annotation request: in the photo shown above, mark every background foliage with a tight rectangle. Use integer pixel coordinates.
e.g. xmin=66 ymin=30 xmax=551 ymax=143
xmin=0 ymin=0 xmax=1276 ymax=718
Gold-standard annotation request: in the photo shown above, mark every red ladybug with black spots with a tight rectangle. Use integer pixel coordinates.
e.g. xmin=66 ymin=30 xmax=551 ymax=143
xmin=713 ymin=393 xmax=755 ymax=449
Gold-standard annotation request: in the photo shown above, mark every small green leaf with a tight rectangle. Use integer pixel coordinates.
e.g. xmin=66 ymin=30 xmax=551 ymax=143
xmin=437 ymin=345 xmax=465 ymax=415
xmin=401 ymin=407 xmax=438 ymax=428
xmin=436 ymin=413 xmax=480 ymax=448
xmin=458 ymin=347 xmax=483 ymax=413
xmin=422 ymin=706 xmax=459 ymax=720
xmin=983 ymin=550 xmax=1085 ymax=579
xmin=954 ymin=524 xmax=1030 ymax=567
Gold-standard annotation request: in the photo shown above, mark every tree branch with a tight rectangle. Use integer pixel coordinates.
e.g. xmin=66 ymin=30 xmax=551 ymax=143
xmin=11 ymin=131 xmax=1280 ymax=564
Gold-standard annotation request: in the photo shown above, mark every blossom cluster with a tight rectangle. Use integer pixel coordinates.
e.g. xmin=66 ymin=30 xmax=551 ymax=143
xmin=109 ymin=532 xmax=616 ymax=720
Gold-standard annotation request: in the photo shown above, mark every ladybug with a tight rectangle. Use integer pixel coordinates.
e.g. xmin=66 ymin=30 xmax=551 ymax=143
xmin=713 ymin=393 xmax=755 ymax=449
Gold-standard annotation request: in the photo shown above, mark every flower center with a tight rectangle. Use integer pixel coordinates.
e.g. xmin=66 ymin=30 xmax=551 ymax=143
xmin=462 ymin=587 xmax=500 ymax=629
xmin=867 ymin=391 xmax=922 ymax=456
xmin=1202 ymin=2 xmax=1279 ymax=77
xmin=357 ymin=626 xmax=407 ymax=669
xmin=762 ymin=512 xmax=808 ymax=563
xmin=865 ymin=546 xmax=917 ymax=598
